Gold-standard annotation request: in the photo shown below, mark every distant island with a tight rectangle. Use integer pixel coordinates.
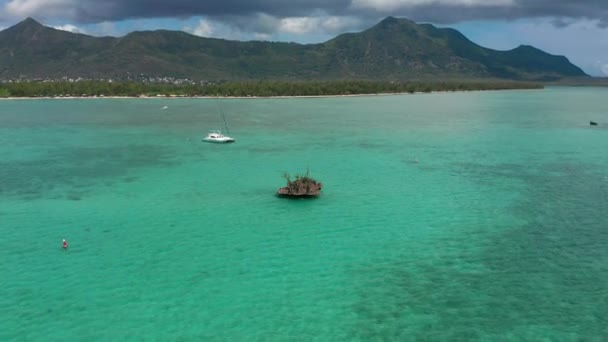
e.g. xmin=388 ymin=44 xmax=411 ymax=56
xmin=0 ymin=16 xmax=587 ymax=82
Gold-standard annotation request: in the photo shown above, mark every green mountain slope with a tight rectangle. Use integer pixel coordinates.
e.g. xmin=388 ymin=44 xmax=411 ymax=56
xmin=0 ymin=16 xmax=587 ymax=81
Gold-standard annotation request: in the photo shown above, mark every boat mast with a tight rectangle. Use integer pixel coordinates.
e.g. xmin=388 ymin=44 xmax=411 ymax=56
xmin=216 ymin=100 xmax=230 ymax=135
xmin=221 ymin=110 xmax=230 ymax=135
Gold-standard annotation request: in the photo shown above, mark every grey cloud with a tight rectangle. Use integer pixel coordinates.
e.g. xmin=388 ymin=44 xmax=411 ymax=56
xmin=550 ymin=18 xmax=571 ymax=28
xmin=368 ymin=1 xmax=608 ymax=25
xmin=223 ymin=13 xmax=281 ymax=34
xmin=12 ymin=0 xmax=350 ymax=23
xmin=6 ymin=0 xmax=608 ymax=30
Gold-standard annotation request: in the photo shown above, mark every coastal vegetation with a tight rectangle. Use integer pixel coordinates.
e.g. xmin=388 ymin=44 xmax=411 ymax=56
xmin=0 ymin=80 xmax=543 ymax=98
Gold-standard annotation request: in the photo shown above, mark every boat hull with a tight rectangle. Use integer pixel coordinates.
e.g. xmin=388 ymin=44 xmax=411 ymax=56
xmin=203 ymin=138 xmax=235 ymax=143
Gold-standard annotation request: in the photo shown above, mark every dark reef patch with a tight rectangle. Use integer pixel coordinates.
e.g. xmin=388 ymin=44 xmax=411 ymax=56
xmin=348 ymin=159 xmax=608 ymax=339
xmin=0 ymin=144 xmax=175 ymax=200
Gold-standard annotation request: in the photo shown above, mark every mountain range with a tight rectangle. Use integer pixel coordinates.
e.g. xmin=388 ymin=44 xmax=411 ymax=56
xmin=0 ymin=17 xmax=587 ymax=81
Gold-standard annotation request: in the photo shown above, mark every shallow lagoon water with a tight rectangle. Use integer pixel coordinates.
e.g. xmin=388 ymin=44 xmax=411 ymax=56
xmin=1 ymin=88 xmax=607 ymax=340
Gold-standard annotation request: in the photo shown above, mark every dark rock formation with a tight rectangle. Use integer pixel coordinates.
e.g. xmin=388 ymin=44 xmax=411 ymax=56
xmin=277 ymin=171 xmax=322 ymax=197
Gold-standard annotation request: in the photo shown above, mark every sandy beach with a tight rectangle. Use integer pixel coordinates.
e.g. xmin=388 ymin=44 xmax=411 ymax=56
xmin=0 ymin=88 xmax=539 ymax=101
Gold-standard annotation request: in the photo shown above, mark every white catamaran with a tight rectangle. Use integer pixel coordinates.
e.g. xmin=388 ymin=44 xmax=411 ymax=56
xmin=203 ymin=103 xmax=235 ymax=143
xmin=203 ymin=130 xmax=235 ymax=143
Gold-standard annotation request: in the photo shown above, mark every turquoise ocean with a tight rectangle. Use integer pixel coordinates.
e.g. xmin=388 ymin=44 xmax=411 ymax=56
xmin=1 ymin=87 xmax=607 ymax=340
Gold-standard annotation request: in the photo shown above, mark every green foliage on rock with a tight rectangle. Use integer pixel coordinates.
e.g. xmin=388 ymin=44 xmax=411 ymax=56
xmin=278 ymin=170 xmax=323 ymax=197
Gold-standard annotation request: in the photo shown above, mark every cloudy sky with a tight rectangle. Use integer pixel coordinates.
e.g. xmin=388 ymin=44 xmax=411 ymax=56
xmin=1 ymin=0 xmax=607 ymax=76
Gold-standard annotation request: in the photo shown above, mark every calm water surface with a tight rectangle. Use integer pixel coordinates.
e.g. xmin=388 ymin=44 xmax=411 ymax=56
xmin=1 ymin=87 xmax=607 ymax=340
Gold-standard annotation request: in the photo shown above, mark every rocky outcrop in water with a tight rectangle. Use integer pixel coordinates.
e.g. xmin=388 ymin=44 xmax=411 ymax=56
xmin=277 ymin=171 xmax=322 ymax=197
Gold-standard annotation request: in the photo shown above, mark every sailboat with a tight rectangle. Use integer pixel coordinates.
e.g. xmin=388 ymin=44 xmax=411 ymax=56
xmin=203 ymin=102 xmax=235 ymax=143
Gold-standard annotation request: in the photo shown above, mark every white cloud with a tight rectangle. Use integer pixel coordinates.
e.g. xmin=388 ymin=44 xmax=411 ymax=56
xmin=351 ymin=0 xmax=515 ymax=11
xmin=184 ymin=19 xmax=214 ymax=37
xmin=95 ymin=21 xmax=117 ymax=36
xmin=278 ymin=17 xmax=318 ymax=34
xmin=593 ymin=60 xmax=608 ymax=76
xmin=6 ymin=0 xmax=78 ymax=19
xmin=278 ymin=16 xmax=360 ymax=35
xmin=52 ymin=23 xmax=84 ymax=33
xmin=254 ymin=32 xmax=272 ymax=40
xmin=183 ymin=18 xmax=249 ymax=40
xmin=321 ymin=16 xmax=359 ymax=31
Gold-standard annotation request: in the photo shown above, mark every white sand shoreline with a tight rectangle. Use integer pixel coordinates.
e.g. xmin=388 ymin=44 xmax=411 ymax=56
xmin=0 ymin=93 xmax=420 ymax=100
xmin=0 ymin=88 xmax=540 ymax=101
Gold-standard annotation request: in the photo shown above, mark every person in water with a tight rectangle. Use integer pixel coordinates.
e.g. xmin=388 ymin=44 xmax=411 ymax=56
xmin=62 ymin=239 xmax=68 ymax=249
